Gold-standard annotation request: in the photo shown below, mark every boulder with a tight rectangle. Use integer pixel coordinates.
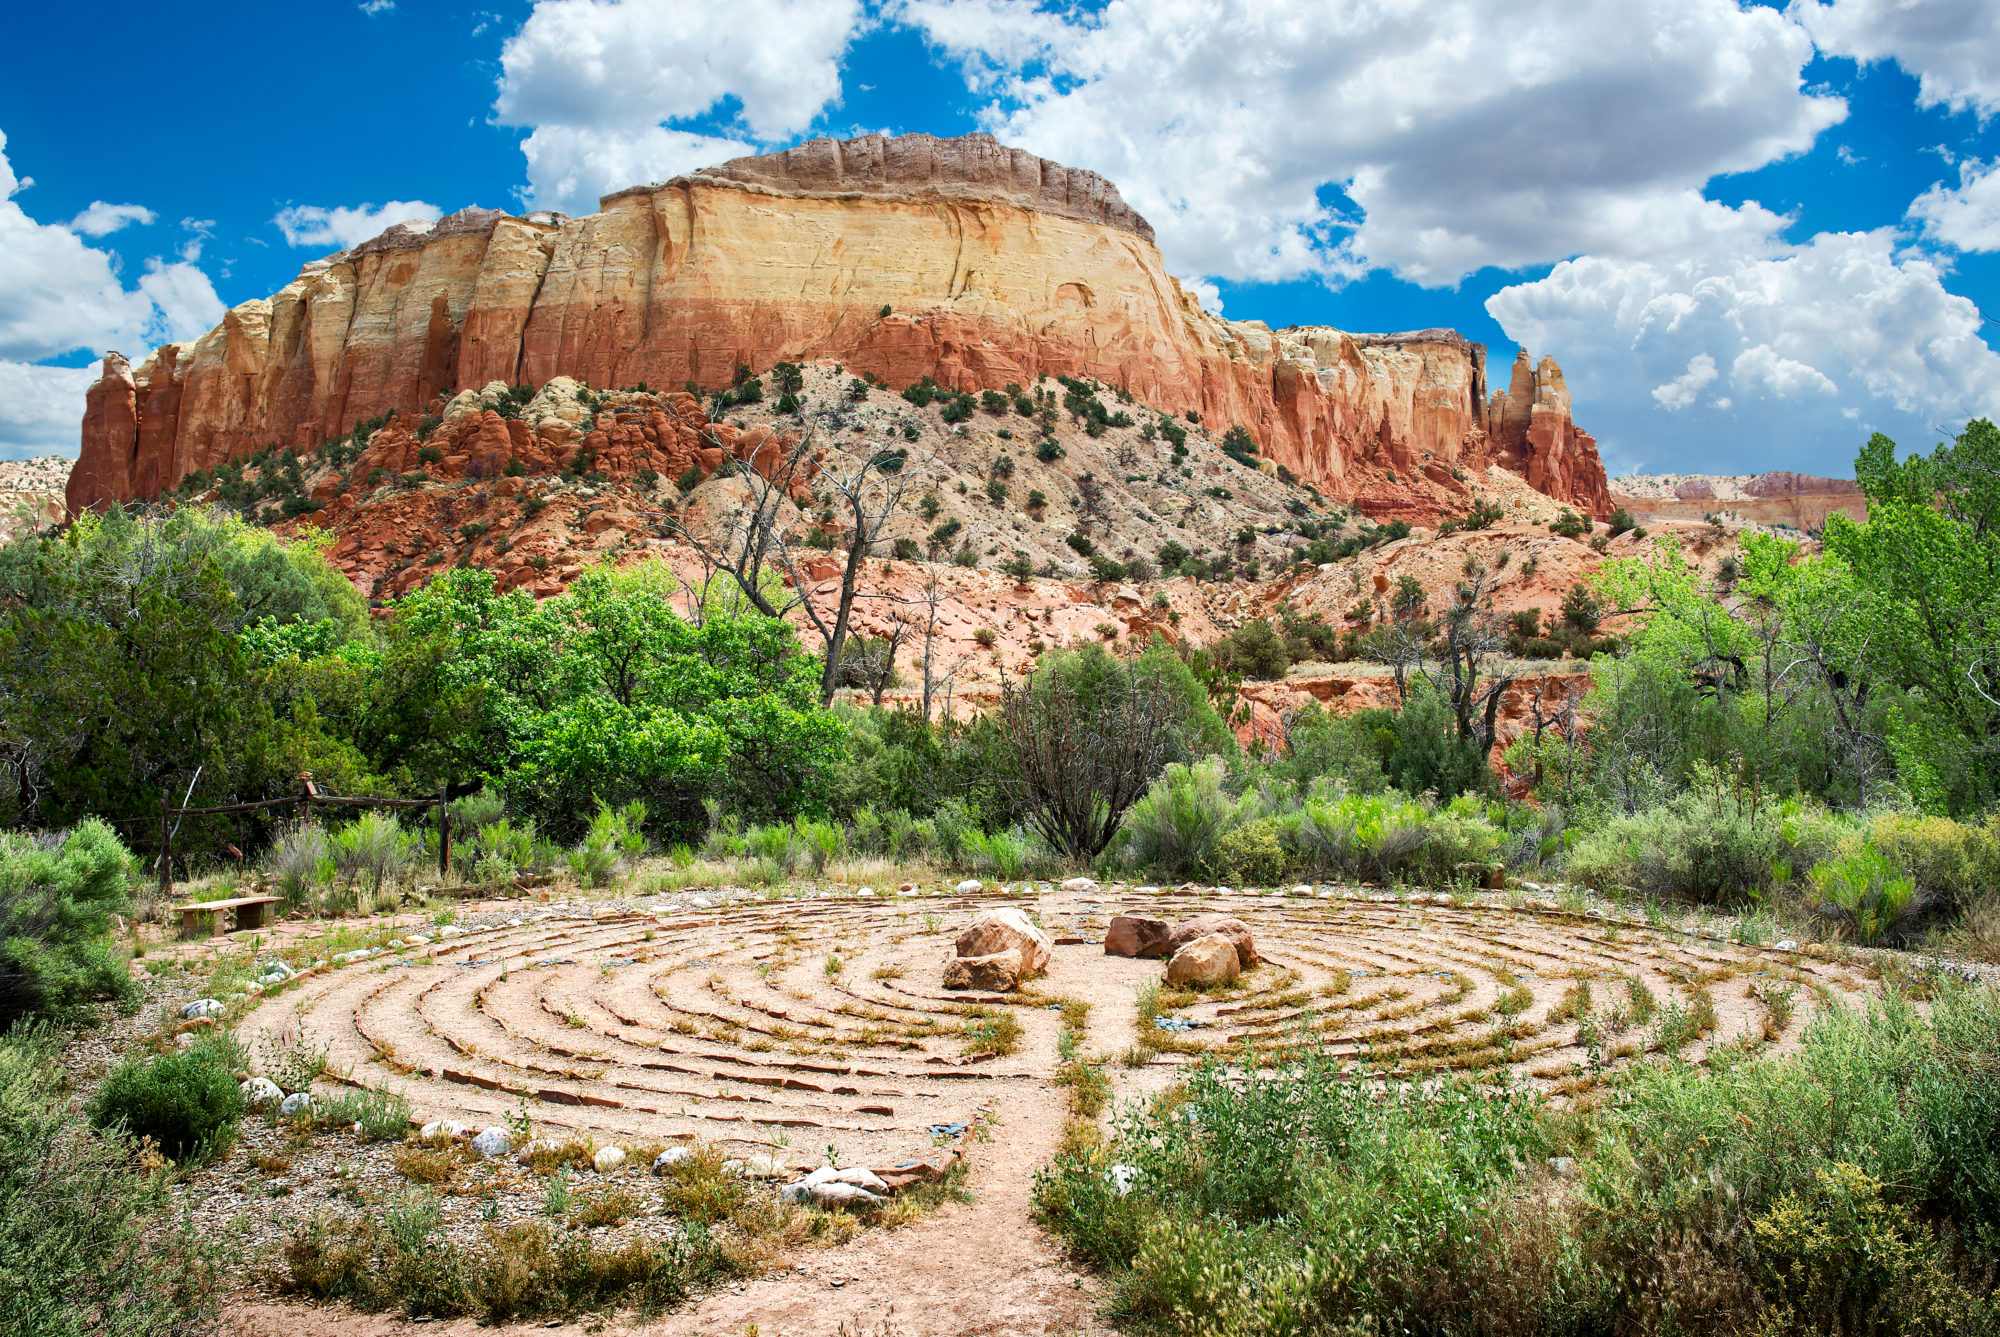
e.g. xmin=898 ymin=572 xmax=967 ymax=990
xmin=1104 ymin=914 xmax=1172 ymax=959
xmin=1165 ymin=914 xmax=1260 ymax=968
xmin=955 ymin=906 xmax=1052 ymax=975
xmin=240 ymin=1077 xmax=284 ymax=1110
xmin=471 ymin=1127 xmax=513 ymax=1159
xmin=943 ymin=948 xmax=1024 ymax=992
xmin=1165 ymin=933 xmax=1241 ymax=987
xmin=593 ymin=1146 xmax=627 ymax=1174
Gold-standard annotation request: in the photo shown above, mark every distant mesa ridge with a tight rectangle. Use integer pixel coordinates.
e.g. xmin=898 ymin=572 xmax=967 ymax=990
xmin=67 ymin=131 xmax=1610 ymax=519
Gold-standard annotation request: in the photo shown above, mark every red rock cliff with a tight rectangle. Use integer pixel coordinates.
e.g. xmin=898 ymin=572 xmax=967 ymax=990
xmin=68 ymin=132 xmax=1610 ymax=518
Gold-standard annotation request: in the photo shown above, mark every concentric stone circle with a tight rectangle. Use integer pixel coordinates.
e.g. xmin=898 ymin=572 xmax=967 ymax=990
xmin=237 ymin=884 xmax=1880 ymax=1162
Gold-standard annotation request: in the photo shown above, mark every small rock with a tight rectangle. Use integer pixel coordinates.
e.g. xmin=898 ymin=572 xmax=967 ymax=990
xmin=803 ymin=1165 xmax=890 ymax=1192
xmin=240 ymin=1077 xmax=283 ymax=1110
xmin=1108 ymin=1164 xmax=1140 ymax=1195
xmin=1061 ymin=876 xmax=1098 ymax=893
xmin=1136 ymin=885 xmax=1160 ymax=894
xmin=472 ymin=1127 xmax=514 ymax=1159
xmin=1547 ymin=1156 xmax=1580 ymax=1179
xmin=174 ymin=1033 xmax=196 ymax=1049
xmin=439 ymin=925 xmax=466 ymax=938
xmin=180 ymin=998 xmax=225 ymax=1020
xmin=808 ymin=1181 xmax=884 ymax=1209
xmin=1165 ymin=933 xmax=1241 ymax=987
xmin=955 ymin=879 xmax=983 ymax=894
xmin=279 ymin=1092 xmax=314 ymax=1117
xmin=653 ymin=1146 xmax=693 ymax=1174
xmin=857 ymin=886 xmax=875 ymax=897
xmin=1774 ymin=939 xmax=1798 ymax=952
xmin=258 ymin=960 xmax=296 ymax=982
xmin=420 ymin=1119 xmax=467 ymax=1140
xmin=1290 ymin=884 xmax=1313 ymax=896
xmin=943 ymin=948 xmax=1023 ymax=992
xmin=778 ymin=1182 xmax=811 ymax=1204
xmin=738 ymin=1153 xmax=786 ymax=1179
xmin=1104 ymin=914 xmax=1172 ymax=959
xmin=593 ymin=1146 xmax=627 ymax=1174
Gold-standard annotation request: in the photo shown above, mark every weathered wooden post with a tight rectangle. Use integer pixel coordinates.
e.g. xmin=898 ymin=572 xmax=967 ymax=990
xmin=438 ymin=784 xmax=451 ymax=877
xmin=158 ymin=789 xmax=173 ymax=901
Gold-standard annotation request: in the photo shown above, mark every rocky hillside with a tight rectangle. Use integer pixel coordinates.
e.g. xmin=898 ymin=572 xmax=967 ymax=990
xmin=1610 ymin=471 xmax=1865 ymax=531
xmin=0 ymin=456 xmax=67 ymax=542
xmin=68 ymin=132 xmax=1609 ymax=521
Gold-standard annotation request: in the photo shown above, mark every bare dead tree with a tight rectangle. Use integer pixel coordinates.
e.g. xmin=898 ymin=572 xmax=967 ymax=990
xmin=894 ymin=567 xmax=973 ymax=722
xmin=1424 ymin=558 xmax=1517 ymax=758
xmin=837 ymin=619 xmax=908 ymax=707
xmin=994 ymin=658 xmax=1181 ymax=860
xmin=662 ymin=426 xmax=917 ymax=705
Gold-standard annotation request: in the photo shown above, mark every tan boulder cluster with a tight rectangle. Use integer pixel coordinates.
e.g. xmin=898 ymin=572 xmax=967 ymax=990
xmin=1106 ymin=911 xmax=1260 ymax=988
xmin=943 ymin=906 xmax=1053 ymax=992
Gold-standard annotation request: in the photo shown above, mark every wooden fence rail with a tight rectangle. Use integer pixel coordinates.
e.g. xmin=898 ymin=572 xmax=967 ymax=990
xmin=158 ymin=772 xmax=452 ymax=900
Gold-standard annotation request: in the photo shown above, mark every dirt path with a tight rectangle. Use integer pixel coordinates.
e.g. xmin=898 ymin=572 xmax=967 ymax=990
xmin=220 ymin=1078 xmax=1111 ymax=1337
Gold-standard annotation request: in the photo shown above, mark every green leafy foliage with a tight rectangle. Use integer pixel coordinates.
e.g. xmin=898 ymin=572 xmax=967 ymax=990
xmin=0 ymin=820 xmax=135 ymax=1029
xmin=88 ymin=1035 xmax=244 ymax=1162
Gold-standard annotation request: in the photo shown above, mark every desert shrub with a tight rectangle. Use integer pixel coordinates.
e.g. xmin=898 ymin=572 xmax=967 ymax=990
xmin=331 ymin=811 xmax=415 ymax=903
xmin=448 ymin=786 xmax=506 ymax=830
xmin=279 ymin=1188 xmax=735 ymax=1321
xmin=1265 ymin=704 xmax=1388 ymax=795
xmin=1808 ymin=841 xmax=1925 ymax=945
xmin=0 ymin=820 xmax=135 ymax=1029
xmin=1119 ymin=757 xmax=1254 ymax=880
xmin=1291 ymin=790 xmax=1431 ymax=884
xmin=1212 ymin=817 xmax=1291 ymax=885
xmin=473 ymin=816 xmax=540 ymax=879
xmin=1038 ymin=986 xmax=2000 ymax=1336
xmin=263 ymin=821 xmax=334 ymax=909
xmin=1405 ymin=801 xmax=1506 ymax=885
xmin=960 ymin=828 xmax=1028 ymax=879
xmin=88 ymin=1035 xmax=244 ymax=1162
xmin=1383 ymin=686 xmax=1492 ymax=800
xmin=1562 ymin=792 xmax=1835 ymax=905
xmin=566 ymin=800 xmax=647 ymax=888
xmin=0 ymin=1026 xmax=221 ymax=1336
xmin=1867 ymin=810 xmax=2000 ymax=916
xmin=791 ymin=816 xmax=841 ymax=874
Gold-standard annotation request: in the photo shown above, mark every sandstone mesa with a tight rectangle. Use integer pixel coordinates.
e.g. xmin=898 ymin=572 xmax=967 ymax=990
xmin=67 ymin=132 xmax=1609 ymax=520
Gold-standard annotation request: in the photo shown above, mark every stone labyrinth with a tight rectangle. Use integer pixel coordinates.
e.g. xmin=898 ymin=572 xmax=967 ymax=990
xmin=239 ymin=885 xmax=1882 ymax=1165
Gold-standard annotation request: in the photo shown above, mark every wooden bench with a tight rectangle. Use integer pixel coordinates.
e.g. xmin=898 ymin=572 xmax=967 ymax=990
xmin=174 ymin=895 xmax=280 ymax=938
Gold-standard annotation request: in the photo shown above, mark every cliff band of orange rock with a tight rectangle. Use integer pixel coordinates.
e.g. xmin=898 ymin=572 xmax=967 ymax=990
xmin=68 ymin=132 xmax=1611 ymax=519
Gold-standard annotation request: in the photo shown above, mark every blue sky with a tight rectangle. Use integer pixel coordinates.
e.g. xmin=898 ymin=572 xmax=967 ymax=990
xmin=3 ymin=0 xmax=1998 ymax=478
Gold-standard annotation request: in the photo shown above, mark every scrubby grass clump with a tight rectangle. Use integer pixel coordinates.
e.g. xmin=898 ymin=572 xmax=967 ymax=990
xmin=1036 ymin=985 xmax=2000 ymax=1335
xmin=88 ymin=1033 xmax=246 ymax=1163
xmin=1 ymin=1027 xmax=221 ymax=1336
xmin=277 ymin=1188 xmax=737 ymax=1323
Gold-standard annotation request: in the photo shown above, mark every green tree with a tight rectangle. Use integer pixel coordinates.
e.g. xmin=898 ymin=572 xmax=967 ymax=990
xmin=1826 ymin=421 xmax=2000 ymax=812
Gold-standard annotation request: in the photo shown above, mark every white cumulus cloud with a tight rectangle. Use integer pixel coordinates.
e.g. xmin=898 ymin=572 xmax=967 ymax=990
xmin=1908 ymin=157 xmax=2000 ymax=251
xmin=1487 ymin=229 xmax=2000 ymax=474
xmin=1789 ymin=0 xmax=2000 ymax=117
xmin=496 ymin=0 xmax=867 ymax=212
xmin=68 ymin=201 xmax=157 ymax=237
xmin=1652 ymin=354 xmax=1718 ymax=411
xmin=0 ymin=129 xmax=224 ymax=457
xmin=273 ymin=199 xmax=444 ymax=251
xmin=895 ymin=0 xmax=1843 ymax=286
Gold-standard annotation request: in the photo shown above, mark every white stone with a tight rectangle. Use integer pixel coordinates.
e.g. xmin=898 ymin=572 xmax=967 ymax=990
xmin=421 ymin=1119 xmax=467 ymax=1140
xmin=955 ymin=879 xmax=983 ymax=894
xmin=1108 ymin=1164 xmax=1140 ymax=1195
xmin=1291 ymin=885 xmax=1313 ymax=896
xmin=472 ymin=1127 xmax=514 ymax=1159
xmin=653 ymin=1146 xmax=693 ymax=1174
xmin=857 ymin=886 xmax=875 ymax=897
xmin=593 ymin=1146 xmax=627 ymax=1173
xmin=279 ymin=1092 xmax=314 ymax=1117
xmin=180 ymin=998 xmax=224 ymax=1020
xmin=808 ymin=1181 xmax=884 ymax=1209
xmin=259 ymin=960 xmax=295 ymax=981
xmin=1137 ymin=886 xmax=1160 ymax=895
xmin=439 ymin=926 xmax=465 ymax=938
xmin=1774 ymin=939 xmax=1798 ymax=952
xmin=241 ymin=1077 xmax=284 ymax=1109
xmin=1061 ymin=877 xmax=1098 ymax=893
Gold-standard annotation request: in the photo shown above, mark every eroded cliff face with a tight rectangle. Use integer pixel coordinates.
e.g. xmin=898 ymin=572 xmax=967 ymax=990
xmin=68 ymin=132 xmax=1609 ymax=518
xmin=1610 ymin=471 xmax=1866 ymax=531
